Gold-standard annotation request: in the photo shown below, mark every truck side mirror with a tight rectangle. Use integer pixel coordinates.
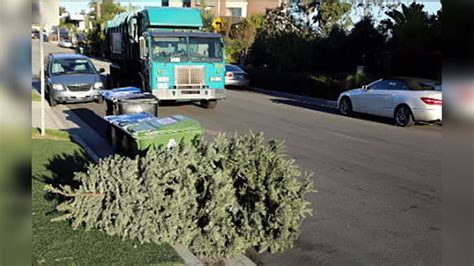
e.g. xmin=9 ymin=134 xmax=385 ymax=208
xmin=139 ymin=37 xmax=148 ymax=59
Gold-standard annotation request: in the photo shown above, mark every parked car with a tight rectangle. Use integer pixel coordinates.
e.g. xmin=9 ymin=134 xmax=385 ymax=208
xmin=338 ymin=77 xmax=442 ymax=127
xmin=59 ymin=40 xmax=73 ymax=48
xmin=32 ymin=30 xmax=48 ymax=41
xmin=225 ymin=64 xmax=250 ymax=87
xmin=43 ymin=53 xmax=105 ymax=106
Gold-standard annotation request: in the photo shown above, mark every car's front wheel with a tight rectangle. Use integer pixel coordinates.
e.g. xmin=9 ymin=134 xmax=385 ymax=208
xmin=394 ymin=105 xmax=415 ymax=127
xmin=48 ymin=90 xmax=57 ymax=107
xmin=339 ymin=97 xmax=352 ymax=116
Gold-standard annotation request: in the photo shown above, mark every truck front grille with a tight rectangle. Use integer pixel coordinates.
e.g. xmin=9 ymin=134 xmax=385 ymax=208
xmin=67 ymin=84 xmax=91 ymax=92
xmin=174 ymin=66 xmax=205 ymax=89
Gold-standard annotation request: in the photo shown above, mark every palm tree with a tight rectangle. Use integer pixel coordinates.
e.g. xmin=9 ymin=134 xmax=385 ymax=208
xmin=383 ymin=2 xmax=431 ymax=51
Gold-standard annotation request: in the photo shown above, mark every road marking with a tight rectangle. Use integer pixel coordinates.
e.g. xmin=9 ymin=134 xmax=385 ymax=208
xmin=331 ymin=132 xmax=369 ymax=143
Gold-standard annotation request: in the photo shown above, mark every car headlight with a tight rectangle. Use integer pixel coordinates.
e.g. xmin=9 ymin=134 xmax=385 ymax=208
xmin=52 ymin=84 xmax=64 ymax=91
xmin=157 ymin=76 xmax=169 ymax=83
xmin=94 ymin=81 xmax=103 ymax=89
xmin=210 ymin=76 xmax=222 ymax=82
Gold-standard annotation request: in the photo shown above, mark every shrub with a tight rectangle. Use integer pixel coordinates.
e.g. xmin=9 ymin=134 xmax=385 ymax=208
xmin=345 ymin=73 xmax=370 ymax=90
xmin=46 ymin=133 xmax=314 ymax=262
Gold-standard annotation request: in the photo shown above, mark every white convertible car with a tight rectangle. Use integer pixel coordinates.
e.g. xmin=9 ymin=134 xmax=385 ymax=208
xmin=338 ymin=77 xmax=442 ymax=127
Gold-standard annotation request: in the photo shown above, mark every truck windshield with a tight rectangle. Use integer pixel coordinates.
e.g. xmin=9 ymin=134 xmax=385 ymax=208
xmin=188 ymin=37 xmax=223 ymax=62
xmin=152 ymin=37 xmax=188 ymax=63
xmin=152 ymin=36 xmax=223 ymax=63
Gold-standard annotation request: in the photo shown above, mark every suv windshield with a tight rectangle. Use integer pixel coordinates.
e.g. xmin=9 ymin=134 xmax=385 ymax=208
xmin=152 ymin=36 xmax=223 ymax=63
xmin=50 ymin=58 xmax=96 ymax=75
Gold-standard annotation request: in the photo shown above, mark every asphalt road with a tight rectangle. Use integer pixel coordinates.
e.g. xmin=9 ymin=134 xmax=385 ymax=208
xmin=32 ymin=40 xmax=442 ymax=265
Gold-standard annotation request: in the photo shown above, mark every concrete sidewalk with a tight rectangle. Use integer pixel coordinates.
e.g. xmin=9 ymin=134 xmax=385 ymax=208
xmin=31 ymin=90 xmax=113 ymax=162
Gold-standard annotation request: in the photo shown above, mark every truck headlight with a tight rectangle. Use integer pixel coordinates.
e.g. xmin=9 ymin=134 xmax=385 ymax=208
xmin=52 ymin=84 xmax=64 ymax=91
xmin=157 ymin=77 xmax=170 ymax=83
xmin=94 ymin=82 xmax=103 ymax=89
xmin=210 ymin=76 xmax=222 ymax=82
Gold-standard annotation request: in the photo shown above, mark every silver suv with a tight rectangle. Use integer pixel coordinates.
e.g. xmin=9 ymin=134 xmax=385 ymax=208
xmin=44 ymin=53 xmax=105 ymax=106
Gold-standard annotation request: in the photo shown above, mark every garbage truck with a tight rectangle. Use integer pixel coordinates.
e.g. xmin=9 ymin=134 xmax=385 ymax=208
xmin=105 ymin=7 xmax=226 ymax=108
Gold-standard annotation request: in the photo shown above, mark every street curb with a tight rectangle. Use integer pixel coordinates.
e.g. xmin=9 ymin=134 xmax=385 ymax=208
xmin=69 ymin=133 xmax=101 ymax=163
xmin=247 ymin=86 xmax=338 ymax=109
xmin=173 ymin=245 xmax=203 ymax=266
xmin=224 ymin=255 xmax=257 ymax=266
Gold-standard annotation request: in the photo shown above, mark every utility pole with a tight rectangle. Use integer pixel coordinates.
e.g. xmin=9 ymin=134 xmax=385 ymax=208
xmin=217 ymin=0 xmax=221 ymax=17
xmin=39 ymin=1 xmax=45 ymax=136
xmin=96 ymin=0 xmax=101 ymax=20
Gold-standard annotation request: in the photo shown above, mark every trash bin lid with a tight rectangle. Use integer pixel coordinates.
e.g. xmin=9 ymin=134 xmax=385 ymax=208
xmin=125 ymin=115 xmax=202 ymax=135
xmin=104 ymin=112 xmax=154 ymax=126
xmin=115 ymin=93 xmax=159 ymax=103
xmin=101 ymin=86 xmax=142 ymax=100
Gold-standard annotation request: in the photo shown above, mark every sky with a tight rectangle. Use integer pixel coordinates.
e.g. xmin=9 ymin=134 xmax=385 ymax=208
xmin=60 ymin=0 xmax=442 ymax=16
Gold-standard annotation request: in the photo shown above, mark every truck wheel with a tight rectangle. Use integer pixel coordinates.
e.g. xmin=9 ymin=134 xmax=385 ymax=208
xmin=201 ymin=100 xmax=217 ymax=109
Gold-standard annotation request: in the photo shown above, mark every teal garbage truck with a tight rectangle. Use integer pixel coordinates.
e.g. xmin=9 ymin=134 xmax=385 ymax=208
xmin=105 ymin=7 xmax=226 ymax=108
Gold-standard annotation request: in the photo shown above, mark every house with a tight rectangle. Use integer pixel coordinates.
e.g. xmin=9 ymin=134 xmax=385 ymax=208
xmin=153 ymin=0 xmax=287 ymax=18
xmin=193 ymin=0 xmax=288 ymax=18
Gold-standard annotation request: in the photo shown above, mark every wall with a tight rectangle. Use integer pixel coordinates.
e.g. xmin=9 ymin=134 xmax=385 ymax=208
xmin=247 ymin=0 xmax=279 ymax=16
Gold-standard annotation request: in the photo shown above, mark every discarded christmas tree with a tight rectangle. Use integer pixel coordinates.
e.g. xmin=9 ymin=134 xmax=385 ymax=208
xmin=46 ymin=133 xmax=315 ymax=262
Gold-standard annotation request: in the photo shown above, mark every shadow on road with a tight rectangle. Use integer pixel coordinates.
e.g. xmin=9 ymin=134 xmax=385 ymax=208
xmin=64 ymin=107 xmax=109 ymax=139
xmin=269 ymin=97 xmax=402 ymax=126
xmin=270 ymin=98 xmax=339 ymax=115
xmin=32 ymin=80 xmax=40 ymax=92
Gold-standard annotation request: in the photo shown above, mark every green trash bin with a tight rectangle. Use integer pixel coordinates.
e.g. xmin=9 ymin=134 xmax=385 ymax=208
xmin=121 ymin=115 xmax=204 ymax=156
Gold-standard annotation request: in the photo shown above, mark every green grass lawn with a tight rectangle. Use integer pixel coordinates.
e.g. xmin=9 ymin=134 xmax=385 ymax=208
xmin=31 ymin=128 xmax=71 ymax=141
xmin=32 ymin=90 xmax=41 ymax=102
xmin=32 ymin=139 xmax=183 ymax=265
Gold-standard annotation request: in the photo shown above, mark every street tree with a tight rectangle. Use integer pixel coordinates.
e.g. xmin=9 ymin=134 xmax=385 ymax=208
xmin=86 ymin=0 xmax=125 ymax=55
xmin=381 ymin=2 xmax=433 ymax=52
xmin=59 ymin=6 xmax=67 ymax=15
xmin=199 ymin=0 xmax=215 ymax=32
xmin=59 ymin=15 xmax=78 ymax=43
xmin=226 ymin=14 xmax=266 ymax=64
xmin=314 ymin=0 xmax=352 ymax=36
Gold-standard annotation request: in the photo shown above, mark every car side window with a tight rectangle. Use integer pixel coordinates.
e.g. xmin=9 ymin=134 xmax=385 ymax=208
xmin=396 ymin=81 xmax=409 ymax=91
xmin=386 ymin=80 xmax=409 ymax=91
xmin=369 ymin=80 xmax=389 ymax=90
xmin=370 ymin=80 xmax=408 ymax=91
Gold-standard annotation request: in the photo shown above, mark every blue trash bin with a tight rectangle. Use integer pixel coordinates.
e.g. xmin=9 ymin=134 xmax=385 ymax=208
xmin=102 ymin=87 xmax=142 ymax=116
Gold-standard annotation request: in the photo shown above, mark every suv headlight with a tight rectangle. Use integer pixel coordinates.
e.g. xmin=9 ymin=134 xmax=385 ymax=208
xmin=210 ymin=76 xmax=222 ymax=82
xmin=52 ymin=84 xmax=64 ymax=91
xmin=157 ymin=76 xmax=169 ymax=83
xmin=94 ymin=81 xmax=103 ymax=89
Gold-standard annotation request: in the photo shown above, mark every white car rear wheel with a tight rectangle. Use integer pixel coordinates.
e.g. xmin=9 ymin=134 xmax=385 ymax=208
xmin=394 ymin=105 xmax=415 ymax=127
